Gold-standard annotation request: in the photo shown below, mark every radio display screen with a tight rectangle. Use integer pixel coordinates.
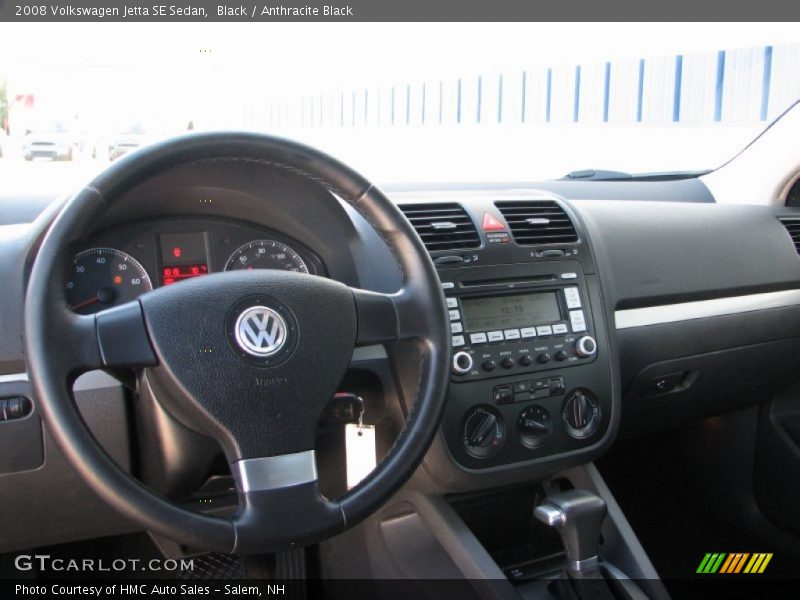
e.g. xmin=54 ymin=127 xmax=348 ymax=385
xmin=461 ymin=292 xmax=561 ymax=331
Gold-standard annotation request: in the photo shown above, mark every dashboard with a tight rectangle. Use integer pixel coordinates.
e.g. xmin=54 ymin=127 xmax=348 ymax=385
xmin=1 ymin=154 xmax=800 ymax=552
xmin=66 ymin=218 xmax=324 ymax=315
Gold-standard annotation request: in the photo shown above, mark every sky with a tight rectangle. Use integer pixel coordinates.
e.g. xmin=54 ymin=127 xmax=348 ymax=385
xmin=1 ymin=23 xmax=798 ymax=184
xmin=1 ymin=22 xmax=799 ymax=90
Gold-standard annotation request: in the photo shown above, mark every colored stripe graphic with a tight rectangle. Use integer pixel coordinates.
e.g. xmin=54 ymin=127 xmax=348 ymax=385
xmin=696 ymin=553 xmax=713 ymax=573
xmin=719 ymin=553 xmax=735 ymax=573
xmin=710 ymin=553 xmax=726 ymax=573
xmin=735 ymin=553 xmax=750 ymax=573
xmin=758 ymin=553 xmax=773 ymax=573
xmin=697 ymin=553 xmax=726 ymax=573
xmin=699 ymin=553 xmax=773 ymax=574
xmin=745 ymin=554 xmax=760 ymax=573
xmin=724 ymin=553 xmax=749 ymax=573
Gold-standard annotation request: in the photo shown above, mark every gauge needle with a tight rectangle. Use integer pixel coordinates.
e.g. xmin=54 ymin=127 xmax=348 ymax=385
xmin=70 ymin=297 xmax=100 ymax=311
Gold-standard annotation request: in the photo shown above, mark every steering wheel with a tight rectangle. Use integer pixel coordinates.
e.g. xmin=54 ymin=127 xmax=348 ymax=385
xmin=24 ymin=133 xmax=450 ymax=554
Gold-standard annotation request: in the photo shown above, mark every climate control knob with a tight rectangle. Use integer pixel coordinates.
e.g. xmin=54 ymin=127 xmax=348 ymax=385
xmin=575 ymin=335 xmax=598 ymax=358
xmin=518 ymin=405 xmax=551 ymax=449
xmin=462 ymin=406 xmax=505 ymax=458
xmin=562 ymin=389 xmax=601 ymax=439
xmin=452 ymin=351 xmax=474 ymax=375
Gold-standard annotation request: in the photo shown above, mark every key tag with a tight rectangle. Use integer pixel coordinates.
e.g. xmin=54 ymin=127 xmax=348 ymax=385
xmin=345 ymin=398 xmax=377 ymax=489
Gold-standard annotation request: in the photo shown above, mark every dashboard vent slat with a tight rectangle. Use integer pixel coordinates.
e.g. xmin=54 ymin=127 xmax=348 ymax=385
xmin=399 ymin=203 xmax=481 ymax=252
xmin=495 ymin=201 xmax=578 ymax=246
xmin=779 ymin=217 xmax=800 ymax=254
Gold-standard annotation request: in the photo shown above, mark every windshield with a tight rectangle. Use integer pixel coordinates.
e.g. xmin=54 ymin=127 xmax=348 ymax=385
xmin=1 ymin=23 xmax=799 ymax=190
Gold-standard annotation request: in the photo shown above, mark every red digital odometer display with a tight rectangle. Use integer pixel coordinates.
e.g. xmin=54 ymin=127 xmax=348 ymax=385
xmin=161 ymin=264 xmax=209 ymax=286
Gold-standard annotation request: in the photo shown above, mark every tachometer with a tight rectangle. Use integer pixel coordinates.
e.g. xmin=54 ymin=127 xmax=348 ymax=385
xmin=66 ymin=248 xmax=153 ymax=315
xmin=224 ymin=240 xmax=310 ymax=273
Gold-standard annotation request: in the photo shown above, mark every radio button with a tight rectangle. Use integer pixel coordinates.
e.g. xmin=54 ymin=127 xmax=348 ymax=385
xmin=446 ymin=297 xmax=458 ymax=308
xmin=452 ymin=335 xmax=465 ymax=347
xmin=520 ymin=327 xmax=537 ymax=338
xmin=564 ymin=287 xmax=582 ymax=309
xmin=451 ymin=322 xmax=463 ymax=333
xmin=560 ymin=272 xmax=578 ymax=280
xmin=470 ymin=332 xmax=488 ymax=344
xmin=487 ymin=330 xmax=504 ymax=342
xmin=536 ymin=325 xmax=553 ymax=336
xmin=501 ymin=357 xmax=515 ymax=369
xmin=504 ymin=329 xmax=521 ymax=340
xmin=449 ymin=309 xmax=461 ymax=321
xmin=552 ymin=323 xmax=568 ymax=334
xmin=569 ymin=310 xmax=587 ymax=332
xmin=441 ymin=282 xmax=455 ymax=289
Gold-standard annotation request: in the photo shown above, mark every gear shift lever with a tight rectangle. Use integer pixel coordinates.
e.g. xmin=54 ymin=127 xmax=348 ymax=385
xmin=534 ymin=489 xmax=607 ymax=577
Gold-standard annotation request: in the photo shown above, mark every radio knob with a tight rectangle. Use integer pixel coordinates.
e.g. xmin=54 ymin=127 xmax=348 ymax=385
xmin=555 ymin=350 xmax=569 ymax=361
xmin=520 ymin=354 xmax=533 ymax=366
xmin=537 ymin=353 xmax=551 ymax=364
xmin=575 ymin=336 xmax=598 ymax=358
xmin=501 ymin=357 xmax=515 ymax=369
xmin=452 ymin=351 xmax=474 ymax=375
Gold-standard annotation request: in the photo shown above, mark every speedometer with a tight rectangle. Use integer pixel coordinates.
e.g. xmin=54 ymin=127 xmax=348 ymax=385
xmin=66 ymin=248 xmax=153 ymax=315
xmin=224 ymin=240 xmax=310 ymax=273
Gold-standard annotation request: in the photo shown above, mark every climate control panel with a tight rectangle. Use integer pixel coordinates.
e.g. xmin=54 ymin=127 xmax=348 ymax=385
xmin=446 ymin=374 xmax=610 ymax=470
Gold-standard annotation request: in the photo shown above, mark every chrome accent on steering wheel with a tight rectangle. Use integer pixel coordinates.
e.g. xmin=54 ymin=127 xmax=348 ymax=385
xmin=232 ymin=450 xmax=318 ymax=492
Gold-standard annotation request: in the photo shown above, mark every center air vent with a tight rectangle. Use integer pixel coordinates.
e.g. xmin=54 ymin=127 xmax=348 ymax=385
xmin=399 ymin=203 xmax=480 ymax=252
xmin=495 ymin=201 xmax=578 ymax=246
xmin=779 ymin=217 xmax=800 ymax=254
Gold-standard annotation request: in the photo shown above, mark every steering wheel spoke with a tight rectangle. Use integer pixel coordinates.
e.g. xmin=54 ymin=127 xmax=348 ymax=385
xmin=95 ymin=301 xmax=158 ymax=369
xmin=229 ymin=450 xmax=344 ymax=553
xmin=353 ymin=286 xmax=440 ymax=346
xmin=38 ymin=300 xmax=156 ymax=381
xmin=59 ymin=312 xmax=105 ymax=375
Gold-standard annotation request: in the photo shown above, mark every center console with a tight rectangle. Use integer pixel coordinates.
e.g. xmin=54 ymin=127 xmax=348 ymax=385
xmin=399 ymin=192 xmax=618 ymax=483
xmin=322 ymin=193 xmax=649 ymax=597
xmin=441 ymin=259 xmax=613 ymax=471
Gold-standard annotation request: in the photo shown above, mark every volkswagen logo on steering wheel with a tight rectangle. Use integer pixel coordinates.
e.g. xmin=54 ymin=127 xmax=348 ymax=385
xmin=234 ymin=306 xmax=287 ymax=357
xmin=226 ymin=296 xmax=298 ymax=367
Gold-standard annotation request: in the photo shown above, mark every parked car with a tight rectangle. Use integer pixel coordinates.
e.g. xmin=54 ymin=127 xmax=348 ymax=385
xmin=22 ymin=121 xmax=78 ymax=161
xmin=107 ymin=124 xmax=151 ymax=161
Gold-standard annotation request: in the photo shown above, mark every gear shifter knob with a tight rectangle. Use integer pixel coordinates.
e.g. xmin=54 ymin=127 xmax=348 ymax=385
xmin=534 ymin=489 xmax=607 ymax=575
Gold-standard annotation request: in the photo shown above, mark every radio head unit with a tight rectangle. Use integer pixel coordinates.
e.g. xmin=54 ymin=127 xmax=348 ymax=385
xmin=448 ymin=275 xmax=595 ymax=381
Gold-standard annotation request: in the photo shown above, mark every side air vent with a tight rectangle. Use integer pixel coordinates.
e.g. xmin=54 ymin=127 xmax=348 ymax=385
xmin=779 ymin=217 xmax=800 ymax=254
xmin=495 ymin=200 xmax=579 ymax=245
xmin=399 ymin=203 xmax=481 ymax=252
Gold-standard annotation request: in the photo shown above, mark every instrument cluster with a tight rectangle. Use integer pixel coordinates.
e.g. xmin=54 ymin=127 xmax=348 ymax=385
xmin=65 ymin=217 xmax=323 ymax=315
